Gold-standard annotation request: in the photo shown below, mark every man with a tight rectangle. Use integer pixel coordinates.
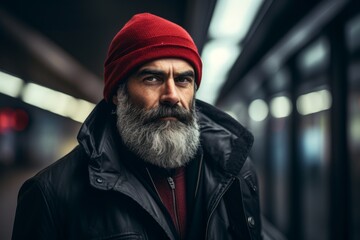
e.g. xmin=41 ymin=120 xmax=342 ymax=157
xmin=12 ymin=13 xmax=262 ymax=239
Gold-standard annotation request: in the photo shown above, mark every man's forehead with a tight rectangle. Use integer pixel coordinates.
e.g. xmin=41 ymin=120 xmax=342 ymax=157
xmin=137 ymin=58 xmax=194 ymax=73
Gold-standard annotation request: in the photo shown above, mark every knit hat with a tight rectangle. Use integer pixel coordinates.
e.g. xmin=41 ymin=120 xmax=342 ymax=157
xmin=103 ymin=13 xmax=202 ymax=102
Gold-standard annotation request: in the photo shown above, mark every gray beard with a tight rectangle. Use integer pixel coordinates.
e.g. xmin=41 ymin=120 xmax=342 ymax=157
xmin=115 ymin=86 xmax=200 ymax=169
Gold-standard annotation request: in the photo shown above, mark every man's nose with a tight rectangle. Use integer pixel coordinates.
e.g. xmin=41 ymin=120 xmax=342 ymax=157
xmin=160 ymin=79 xmax=180 ymax=106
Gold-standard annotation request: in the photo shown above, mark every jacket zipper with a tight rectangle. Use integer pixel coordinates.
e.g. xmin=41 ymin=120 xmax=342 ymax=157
xmin=167 ymin=176 xmax=181 ymax=238
xmin=205 ymin=177 xmax=235 ymax=239
xmin=146 ymin=168 xmax=181 ymax=239
xmin=194 ymin=153 xmax=203 ymax=199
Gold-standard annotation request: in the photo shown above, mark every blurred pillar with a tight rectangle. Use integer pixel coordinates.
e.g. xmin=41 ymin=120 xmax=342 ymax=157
xmin=328 ymin=11 xmax=350 ymax=240
xmin=288 ymin=59 xmax=303 ymax=240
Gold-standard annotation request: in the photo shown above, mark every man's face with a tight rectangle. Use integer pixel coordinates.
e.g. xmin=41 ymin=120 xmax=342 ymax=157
xmin=114 ymin=58 xmax=195 ymax=113
xmin=113 ymin=58 xmax=200 ymax=169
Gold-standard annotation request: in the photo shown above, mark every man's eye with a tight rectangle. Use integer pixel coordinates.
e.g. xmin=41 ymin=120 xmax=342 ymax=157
xmin=176 ymin=77 xmax=193 ymax=85
xmin=144 ymin=76 xmax=161 ymax=83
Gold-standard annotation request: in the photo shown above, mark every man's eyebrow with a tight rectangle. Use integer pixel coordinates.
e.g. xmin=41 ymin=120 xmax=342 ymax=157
xmin=136 ymin=68 xmax=165 ymax=77
xmin=175 ymin=70 xmax=195 ymax=79
xmin=135 ymin=69 xmax=195 ymax=79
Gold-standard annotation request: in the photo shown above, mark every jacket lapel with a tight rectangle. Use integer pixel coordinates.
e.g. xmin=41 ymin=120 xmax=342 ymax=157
xmin=89 ymin=163 xmax=177 ymax=240
xmin=79 ymin=100 xmax=177 ymax=240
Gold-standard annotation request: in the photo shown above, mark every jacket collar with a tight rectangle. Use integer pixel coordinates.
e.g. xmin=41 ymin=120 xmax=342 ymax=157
xmin=196 ymin=99 xmax=254 ymax=177
xmin=77 ymin=100 xmax=122 ymax=185
xmin=77 ymin=99 xmax=253 ymax=180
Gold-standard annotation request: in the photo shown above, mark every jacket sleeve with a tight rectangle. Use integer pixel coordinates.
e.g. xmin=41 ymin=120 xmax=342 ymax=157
xmin=12 ymin=179 xmax=58 ymax=240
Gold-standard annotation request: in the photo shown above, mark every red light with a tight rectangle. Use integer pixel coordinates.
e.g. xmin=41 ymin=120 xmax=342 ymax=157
xmin=0 ymin=108 xmax=30 ymax=133
xmin=14 ymin=109 xmax=29 ymax=131
xmin=0 ymin=109 xmax=12 ymax=133
xmin=0 ymin=113 xmax=8 ymax=133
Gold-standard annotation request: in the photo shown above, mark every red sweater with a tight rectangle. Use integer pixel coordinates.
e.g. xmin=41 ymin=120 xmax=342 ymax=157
xmin=150 ymin=167 xmax=187 ymax=239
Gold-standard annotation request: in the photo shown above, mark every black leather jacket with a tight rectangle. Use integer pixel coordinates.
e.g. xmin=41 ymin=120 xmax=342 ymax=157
xmin=12 ymin=100 xmax=262 ymax=240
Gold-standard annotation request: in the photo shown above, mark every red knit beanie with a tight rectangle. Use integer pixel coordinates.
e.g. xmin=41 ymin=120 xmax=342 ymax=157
xmin=103 ymin=13 xmax=202 ymax=102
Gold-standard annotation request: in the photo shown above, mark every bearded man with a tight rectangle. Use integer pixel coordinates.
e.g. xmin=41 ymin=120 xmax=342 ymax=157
xmin=12 ymin=13 xmax=262 ymax=240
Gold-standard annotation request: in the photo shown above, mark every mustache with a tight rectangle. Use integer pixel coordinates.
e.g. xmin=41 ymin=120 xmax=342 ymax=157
xmin=142 ymin=104 xmax=195 ymax=125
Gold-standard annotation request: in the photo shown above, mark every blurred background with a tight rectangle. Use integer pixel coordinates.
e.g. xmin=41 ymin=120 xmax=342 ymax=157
xmin=0 ymin=0 xmax=359 ymax=239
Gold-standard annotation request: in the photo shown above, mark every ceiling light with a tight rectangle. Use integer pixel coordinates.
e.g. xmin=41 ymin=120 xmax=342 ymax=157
xmin=248 ymin=99 xmax=268 ymax=121
xmin=299 ymin=38 xmax=328 ymax=70
xmin=197 ymin=40 xmax=241 ymax=104
xmin=297 ymin=89 xmax=332 ymax=115
xmin=21 ymin=83 xmax=95 ymax=122
xmin=270 ymin=96 xmax=292 ymax=118
xmin=0 ymin=71 xmax=24 ymax=97
xmin=209 ymin=0 xmax=264 ymax=42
